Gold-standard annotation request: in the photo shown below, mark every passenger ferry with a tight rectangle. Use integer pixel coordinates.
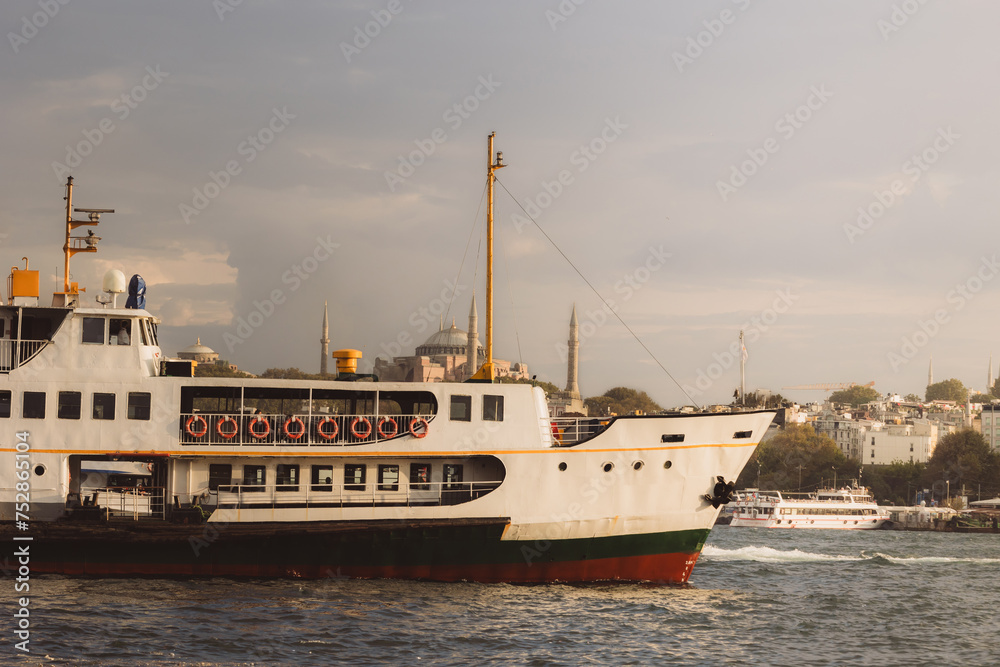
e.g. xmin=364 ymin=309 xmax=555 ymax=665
xmin=730 ymin=485 xmax=889 ymax=529
xmin=0 ymin=137 xmax=775 ymax=582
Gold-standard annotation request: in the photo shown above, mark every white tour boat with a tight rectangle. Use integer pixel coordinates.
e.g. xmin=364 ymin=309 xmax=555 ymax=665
xmin=0 ymin=136 xmax=775 ymax=582
xmin=730 ymin=486 xmax=889 ymax=529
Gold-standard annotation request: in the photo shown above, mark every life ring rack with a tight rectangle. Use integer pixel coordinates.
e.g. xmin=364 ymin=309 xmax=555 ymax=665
xmin=377 ymin=417 xmax=398 ymax=439
xmin=216 ymin=416 xmax=239 ymax=440
xmin=409 ymin=417 xmax=429 ymax=439
xmin=316 ymin=416 xmax=339 ymax=441
xmin=185 ymin=415 xmax=208 ymax=439
xmin=351 ymin=416 xmax=372 ymax=439
xmin=249 ymin=415 xmax=271 ymax=440
xmin=283 ymin=416 xmax=306 ymax=440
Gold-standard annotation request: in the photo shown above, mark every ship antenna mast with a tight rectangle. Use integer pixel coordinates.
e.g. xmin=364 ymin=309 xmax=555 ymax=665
xmin=60 ymin=176 xmax=114 ymax=305
xmin=470 ymin=132 xmax=505 ymax=382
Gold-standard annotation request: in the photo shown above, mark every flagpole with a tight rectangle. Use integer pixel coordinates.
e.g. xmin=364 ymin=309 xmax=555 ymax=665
xmin=739 ymin=330 xmax=746 ymax=407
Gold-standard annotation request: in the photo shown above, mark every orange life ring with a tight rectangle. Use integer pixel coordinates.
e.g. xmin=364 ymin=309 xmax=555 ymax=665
xmin=377 ymin=417 xmax=398 ymax=439
xmin=409 ymin=417 xmax=429 ymax=439
xmin=283 ymin=416 xmax=306 ymax=440
xmin=316 ymin=416 xmax=339 ymax=440
xmin=351 ymin=416 xmax=372 ymax=439
xmin=550 ymin=422 xmax=562 ymax=442
xmin=216 ymin=416 xmax=238 ymax=440
xmin=249 ymin=415 xmax=271 ymax=439
xmin=185 ymin=415 xmax=208 ymax=438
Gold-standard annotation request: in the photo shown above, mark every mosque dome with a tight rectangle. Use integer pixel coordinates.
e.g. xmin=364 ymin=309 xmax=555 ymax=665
xmin=416 ymin=323 xmax=481 ymax=357
xmin=177 ymin=338 xmax=219 ymax=362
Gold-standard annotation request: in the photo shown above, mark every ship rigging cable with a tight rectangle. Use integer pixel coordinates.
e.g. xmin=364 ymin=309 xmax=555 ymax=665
xmin=494 ymin=176 xmax=698 ymax=408
xmin=444 ymin=180 xmax=489 ymax=329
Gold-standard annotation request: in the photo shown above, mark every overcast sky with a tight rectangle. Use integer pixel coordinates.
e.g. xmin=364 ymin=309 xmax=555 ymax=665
xmin=3 ymin=1 xmax=999 ymax=407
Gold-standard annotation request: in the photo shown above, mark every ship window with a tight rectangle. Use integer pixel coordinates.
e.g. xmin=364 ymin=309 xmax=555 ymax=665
xmin=149 ymin=321 xmax=159 ymax=345
xmin=483 ymin=395 xmax=504 ymax=421
xmin=450 ymin=395 xmax=472 ymax=421
xmin=93 ymin=393 xmax=116 ymax=420
xmin=344 ymin=464 xmax=366 ymax=491
xmin=0 ymin=390 xmax=10 ymax=418
xmin=127 ymin=392 xmax=151 ymax=420
xmin=378 ymin=464 xmax=399 ymax=491
xmin=661 ymin=434 xmax=685 ymax=443
xmin=443 ymin=464 xmax=464 ymax=490
xmin=109 ymin=319 xmax=131 ymax=346
xmin=57 ymin=391 xmax=81 ymax=420
xmin=311 ymin=465 xmax=333 ymax=492
xmin=23 ymin=391 xmax=45 ymax=419
xmin=276 ymin=464 xmax=300 ymax=492
xmin=209 ymin=464 xmax=232 ymax=491
xmin=139 ymin=320 xmax=150 ymax=346
xmin=242 ymin=465 xmax=266 ymax=492
xmin=82 ymin=317 xmax=105 ymax=344
xmin=734 ymin=430 xmax=752 ymax=439
xmin=409 ymin=463 xmax=431 ymax=490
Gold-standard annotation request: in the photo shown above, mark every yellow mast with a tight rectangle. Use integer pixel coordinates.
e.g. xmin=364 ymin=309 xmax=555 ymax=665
xmin=470 ymin=132 xmax=505 ymax=382
xmin=58 ymin=176 xmax=113 ymax=303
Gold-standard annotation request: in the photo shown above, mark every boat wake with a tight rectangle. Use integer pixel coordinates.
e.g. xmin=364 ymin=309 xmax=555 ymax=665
xmin=703 ymin=545 xmax=1000 ymax=565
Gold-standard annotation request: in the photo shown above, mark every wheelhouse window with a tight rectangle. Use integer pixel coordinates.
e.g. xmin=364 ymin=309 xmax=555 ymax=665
xmin=57 ymin=391 xmax=81 ymax=419
xmin=0 ymin=390 xmax=10 ymax=418
xmin=483 ymin=395 xmax=504 ymax=421
xmin=93 ymin=393 xmax=116 ymax=420
xmin=209 ymin=464 xmax=232 ymax=491
xmin=82 ymin=317 xmax=105 ymax=344
xmin=378 ymin=464 xmax=399 ymax=491
xmin=450 ymin=395 xmax=472 ymax=421
xmin=409 ymin=463 xmax=431 ymax=491
xmin=443 ymin=464 xmax=464 ymax=490
xmin=109 ymin=319 xmax=132 ymax=346
xmin=344 ymin=464 xmax=366 ymax=491
xmin=23 ymin=392 xmax=45 ymax=419
xmin=242 ymin=465 xmax=266 ymax=492
xmin=311 ymin=465 xmax=333 ymax=492
xmin=276 ymin=464 xmax=300 ymax=492
xmin=128 ymin=392 xmax=151 ymax=420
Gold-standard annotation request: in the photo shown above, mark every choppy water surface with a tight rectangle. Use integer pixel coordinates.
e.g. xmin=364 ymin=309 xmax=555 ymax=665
xmin=9 ymin=528 xmax=1000 ymax=666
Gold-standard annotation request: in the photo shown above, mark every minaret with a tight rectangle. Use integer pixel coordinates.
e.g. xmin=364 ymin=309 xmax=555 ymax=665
xmin=566 ymin=304 xmax=580 ymax=398
xmin=989 ymin=353 xmax=994 ymax=393
xmin=928 ymin=357 xmax=933 ymax=387
xmin=320 ymin=301 xmax=330 ymax=375
xmin=466 ymin=293 xmax=478 ymax=380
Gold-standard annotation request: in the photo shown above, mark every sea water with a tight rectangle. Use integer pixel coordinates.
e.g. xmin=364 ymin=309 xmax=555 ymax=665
xmin=7 ymin=528 xmax=999 ymax=666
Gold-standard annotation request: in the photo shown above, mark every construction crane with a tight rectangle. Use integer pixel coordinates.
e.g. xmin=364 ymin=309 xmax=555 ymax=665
xmin=781 ymin=381 xmax=875 ymax=391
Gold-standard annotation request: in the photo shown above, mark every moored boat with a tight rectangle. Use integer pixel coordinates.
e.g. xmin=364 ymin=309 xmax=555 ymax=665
xmin=0 ymin=136 xmax=775 ymax=582
xmin=730 ymin=485 xmax=889 ymax=529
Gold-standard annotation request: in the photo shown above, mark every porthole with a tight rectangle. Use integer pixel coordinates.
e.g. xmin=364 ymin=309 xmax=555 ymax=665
xmin=558 ymin=462 xmax=567 ymax=472
xmin=663 ymin=460 xmax=672 ymax=469
xmin=632 ymin=461 xmax=643 ymax=471
xmin=602 ymin=462 xmax=614 ymax=473
xmin=34 ymin=464 xmax=45 ymax=476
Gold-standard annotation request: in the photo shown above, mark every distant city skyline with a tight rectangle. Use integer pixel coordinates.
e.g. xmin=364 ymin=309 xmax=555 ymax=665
xmin=5 ymin=2 xmax=1000 ymax=407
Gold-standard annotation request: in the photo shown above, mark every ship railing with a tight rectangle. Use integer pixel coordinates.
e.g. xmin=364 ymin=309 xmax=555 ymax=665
xmin=92 ymin=486 xmax=166 ymax=520
xmin=548 ymin=417 xmax=608 ymax=447
xmin=214 ymin=479 xmax=503 ymax=510
xmin=0 ymin=338 xmax=49 ymax=372
xmin=178 ymin=412 xmax=433 ymax=446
